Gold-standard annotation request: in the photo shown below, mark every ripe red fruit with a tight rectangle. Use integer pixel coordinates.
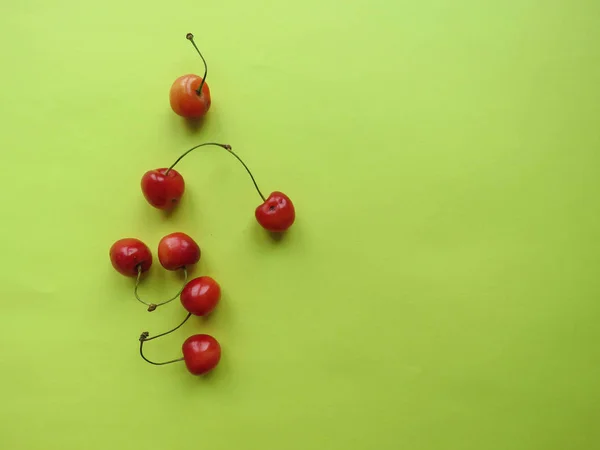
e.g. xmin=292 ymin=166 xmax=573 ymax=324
xmin=182 ymin=334 xmax=221 ymax=375
xmin=180 ymin=277 xmax=221 ymax=316
xmin=109 ymin=238 xmax=152 ymax=277
xmin=170 ymin=34 xmax=211 ymax=119
xmin=170 ymin=74 xmax=211 ymax=118
xmin=158 ymin=232 xmax=200 ymax=270
xmin=141 ymin=168 xmax=185 ymax=210
xmin=255 ymin=191 xmax=296 ymax=232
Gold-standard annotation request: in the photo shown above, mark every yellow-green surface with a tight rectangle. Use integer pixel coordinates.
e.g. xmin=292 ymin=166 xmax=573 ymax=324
xmin=1 ymin=1 xmax=599 ymax=449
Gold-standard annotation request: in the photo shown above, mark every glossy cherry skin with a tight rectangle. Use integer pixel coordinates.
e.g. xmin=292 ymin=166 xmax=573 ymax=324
xmin=180 ymin=276 xmax=221 ymax=316
xmin=158 ymin=232 xmax=200 ymax=270
xmin=141 ymin=168 xmax=185 ymax=210
xmin=169 ymin=74 xmax=211 ymax=118
xmin=255 ymin=191 xmax=296 ymax=232
xmin=109 ymin=238 xmax=152 ymax=277
xmin=182 ymin=334 xmax=221 ymax=375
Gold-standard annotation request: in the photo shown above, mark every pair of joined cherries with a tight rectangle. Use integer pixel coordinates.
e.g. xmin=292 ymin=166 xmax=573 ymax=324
xmin=110 ymin=233 xmax=221 ymax=375
xmin=141 ymin=143 xmax=295 ymax=232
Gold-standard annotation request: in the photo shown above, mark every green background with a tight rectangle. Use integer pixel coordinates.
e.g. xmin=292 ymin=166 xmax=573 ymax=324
xmin=1 ymin=1 xmax=599 ymax=448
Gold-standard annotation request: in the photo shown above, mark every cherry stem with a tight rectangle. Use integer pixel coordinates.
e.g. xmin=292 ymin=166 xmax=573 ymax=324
xmin=138 ymin=312 xmax=192 ymax=366
xmin=186 ymin=33 xmax=208 ymax=97
xmin=165 ymin=142 xmax=266 ymax=202
xmin=134 ymin=265 xmax=188 ymax=312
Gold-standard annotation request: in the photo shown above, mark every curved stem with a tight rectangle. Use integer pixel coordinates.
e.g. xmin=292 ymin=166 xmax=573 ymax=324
xmin=165 ymin=142 xmax=266 ymax=201
xmin=139 ymin=343 xmax=184 ymax=366
xmin=138 ymin=312 xmax=192 ymax=366
xmin=134 ymin=265 xmax=188 ymax=312
xmin=227 ymin=147 xmax=267 ymax=202
xmin=186 ymin=33 xmax=208 ymax=97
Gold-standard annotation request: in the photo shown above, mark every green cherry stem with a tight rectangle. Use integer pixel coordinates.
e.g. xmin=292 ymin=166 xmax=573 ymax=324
xmin=165 ymin=142 xmax=266 ymax=202
xmin=138 ymin=312 xmax=192 ymax=366
xmin=134 ymin=265 xmax=188 ymax=312
xmin=186 ymin=33 xmax=208 ymax=97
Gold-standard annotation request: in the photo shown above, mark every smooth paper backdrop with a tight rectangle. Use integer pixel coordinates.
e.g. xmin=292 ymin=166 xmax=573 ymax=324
xmin=1 ymin=1 xmax=599 ymax=449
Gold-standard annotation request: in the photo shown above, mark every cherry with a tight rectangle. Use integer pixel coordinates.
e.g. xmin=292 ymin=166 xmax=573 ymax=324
xmin=158 ymin=232 xmax=200 ymax=271
xmin=143 ymin=142 xmax=296 ymax=233
xmin=180 ymin=276 xmax=221 ymax=316
xmin=141 ymin=168 xmax=185 ymax=210
xmin=255 ymin=191 xmax=296 ymax=232
xmin=140 ymin=143 xmax=228 ymax=211
xmin=110 ymin=238 xmax=152 ymax=277
xmin=170 ymin=33 xmax=211 ymax=118
xmin=139 ymin=316 xmax=221 ymax=375
xmin=182 ymin=334 xmax=222 ymax=375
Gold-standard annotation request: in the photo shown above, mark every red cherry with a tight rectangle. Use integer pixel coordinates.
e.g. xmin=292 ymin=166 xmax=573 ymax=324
xmin=170 ymin=34 xmax=211 ymax=118
xmin=141 ymin=168 xmax=185 ymax=210
xmin=180 ymin=276 xmax=221 ymax=316
xmin=109 ymin=238 xmax=152 ymax=277
xmin=169 ymin=74 xmax=211 ymax=118
xmin=158 ymin=232 xmax=200 ymax=270
xmin=182 ymin=334 xmax=221 ymax=375
xmin=255 ymin=191 xmax=296 ymax=232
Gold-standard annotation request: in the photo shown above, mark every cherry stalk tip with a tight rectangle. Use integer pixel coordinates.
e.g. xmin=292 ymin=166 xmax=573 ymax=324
xmin=186 ymin=33 xmax=194 ymax=40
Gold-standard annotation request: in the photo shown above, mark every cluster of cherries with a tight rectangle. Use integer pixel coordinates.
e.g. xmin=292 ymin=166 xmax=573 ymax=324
xmin=109 ymin=33 xmax=295 ymax=376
